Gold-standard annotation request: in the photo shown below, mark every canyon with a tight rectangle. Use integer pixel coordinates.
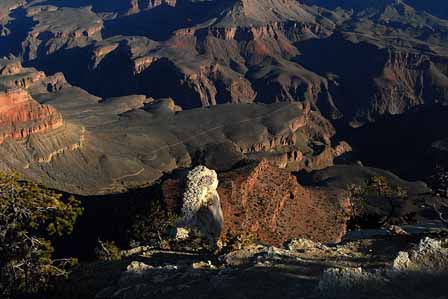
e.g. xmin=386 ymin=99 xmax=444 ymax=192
xmin=1 ymin=1 xmax=448 ymax=298
xmin=0 ymin=0 xmax=445 ymax=230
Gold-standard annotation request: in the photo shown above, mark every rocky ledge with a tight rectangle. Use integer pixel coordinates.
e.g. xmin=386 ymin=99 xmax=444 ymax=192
xmin=59 ymin=233 xmax=448 ymax=299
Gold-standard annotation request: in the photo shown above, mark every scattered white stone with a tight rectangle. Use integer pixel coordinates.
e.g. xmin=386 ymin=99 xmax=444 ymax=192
xmin=417 ymin=237 xmax=442 ymax=253
xmin=286 ymin=238 xmax=327 ymax=251
xmin=192 ymin=260 xmax=216 ymax=269
xmin=175 ymin=227 xmax=190 ymax=240
xmin=126 ymin=261 xmax=154 ymax=273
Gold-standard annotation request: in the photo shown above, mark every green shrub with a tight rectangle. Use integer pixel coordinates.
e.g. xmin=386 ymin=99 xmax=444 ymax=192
xmin=94 ymin=240 xmax=122 ymax=261
xmin=127 ymin=200 xmax=180 ymax=249
xmin=219 ymin=230 xmax=257 ymax=252
xmin=0 ymin=172 xmax=82 ymax=298
xmin=347 ymin=176 xmax=408 ymax=227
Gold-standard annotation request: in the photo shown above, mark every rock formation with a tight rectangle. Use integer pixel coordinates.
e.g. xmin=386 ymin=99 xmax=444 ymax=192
xmin=217 ymin=160 xmax=351 ymax=245
xmin=317 ymin=236 xmax=448 ymax=296
xmin=0 ymin=88 xmax=63 ymax=144
xmin=163 ymin=160 xmax=352 ymax=245
xmin=393 ymin=237 xmax=448 ymax=273
xmin=301 ymin=165 xmax=432 ymax=225
xmin=179 ymin=165 xmax=223 ymax=245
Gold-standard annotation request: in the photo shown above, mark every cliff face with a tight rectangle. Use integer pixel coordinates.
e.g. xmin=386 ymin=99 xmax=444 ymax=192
xmin=0 ymin=89 xmax=63 ymax=144
xmin=2 ymin=0 xmax=448 ymax=123
xmin=297 ymin=33 xmax=448 ymax=124
xmin=22 ymin=6 xmax=103 ymax=61
xmin=13 ymin=0 xmax=343 ymax=116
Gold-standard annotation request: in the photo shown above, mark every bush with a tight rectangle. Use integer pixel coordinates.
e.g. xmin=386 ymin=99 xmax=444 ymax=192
xmin=127 ymin=200 xmax=217 ymax=252
xmin=0 ymin=172 xmax=83 ymax=298
xmin=219 ymin=230 xmax=257 ymax=252
xmin=127 ymin=200 xmax=180 ymax=249
xmin=347 ymin=176 xmax=409 ymax=227
xmin=94 ymin=240 xmax=122 ymax=261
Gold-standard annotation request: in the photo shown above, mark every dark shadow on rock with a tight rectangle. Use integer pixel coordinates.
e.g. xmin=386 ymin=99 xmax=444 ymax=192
xmin=52 ymin=183 xmax=163 ymax=261
xmin=0 ymin=8 xmax=37 ymax=57
xmin=335 ymin=104 xmax=448 ymax=181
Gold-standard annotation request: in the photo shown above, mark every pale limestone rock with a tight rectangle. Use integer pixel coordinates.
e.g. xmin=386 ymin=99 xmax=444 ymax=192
xmin=180 ymin=165 xmax=223 ymax=246
xmin=182 ymin=165 xmax=219 ymax=223
xmin=393 ymin=237 xmax=448 ymax=273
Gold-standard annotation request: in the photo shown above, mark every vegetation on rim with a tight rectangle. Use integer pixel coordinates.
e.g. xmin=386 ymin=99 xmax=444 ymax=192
xmin=0 ymin=172 xmax=83 ymax=298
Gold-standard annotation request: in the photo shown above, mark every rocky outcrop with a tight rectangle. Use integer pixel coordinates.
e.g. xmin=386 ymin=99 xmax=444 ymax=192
xmin=302 ymin=165 xmax=432 ymax=226
xmin=317 ymin=237 xmax=448 ymax=297
xmin=0 ymin=89 xmax=63 ymax=143
xmin=178 ymin=165 xmax=223 ymax=245
xmin=163 ymin=160 xmax=351 ymax=246
xmin=0 ymin=59 xmax=23 ymax=76
xmin=217 ymin=160 xmax=351 ymax=245
xmin=393 ymin=237 xmax=448 ymax=273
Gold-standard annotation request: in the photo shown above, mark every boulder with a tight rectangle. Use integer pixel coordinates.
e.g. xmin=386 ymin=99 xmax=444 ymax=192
xmin=177 ymin=165 xmax=224 ymax=246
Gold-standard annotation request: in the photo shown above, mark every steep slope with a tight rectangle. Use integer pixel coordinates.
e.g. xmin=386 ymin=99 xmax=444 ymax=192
xmin=296 ymin=0 xmax=448 ymax=124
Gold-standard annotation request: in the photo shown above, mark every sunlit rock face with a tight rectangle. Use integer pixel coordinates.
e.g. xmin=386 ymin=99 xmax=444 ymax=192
xmin=0 ymin=89 xmax=63 ymax=144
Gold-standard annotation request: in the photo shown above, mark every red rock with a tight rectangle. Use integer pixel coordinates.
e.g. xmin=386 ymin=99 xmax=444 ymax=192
xmin=0 ymin=89 xmax=63 ymax=143
xmin=162 ymin=178 xmax=185 ymax=211
xmin=217 ymin=160 xmax=351 ymax=245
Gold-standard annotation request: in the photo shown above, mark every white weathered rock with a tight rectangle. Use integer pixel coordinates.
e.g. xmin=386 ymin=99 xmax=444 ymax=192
xmin=126 ymin=261 xmax=154 ymax=273
xmin=318 ymin=267 xmax=385 ymax=293
xmin=393 ymin=237 xmax=448 ymax=273
xmin=179 ymin=165 xmax=223 ymax=245
xmin=393 ymin=251 xmax=411 ymax=270
xmin=182 ymin=165 xmax=219 ymax=223
xmin=286 ymin=238 xmax=327 ymax=251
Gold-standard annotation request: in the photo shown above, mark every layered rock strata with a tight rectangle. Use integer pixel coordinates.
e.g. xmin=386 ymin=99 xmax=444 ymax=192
xmin=0 ymin=89 xmax=63 ymax=143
